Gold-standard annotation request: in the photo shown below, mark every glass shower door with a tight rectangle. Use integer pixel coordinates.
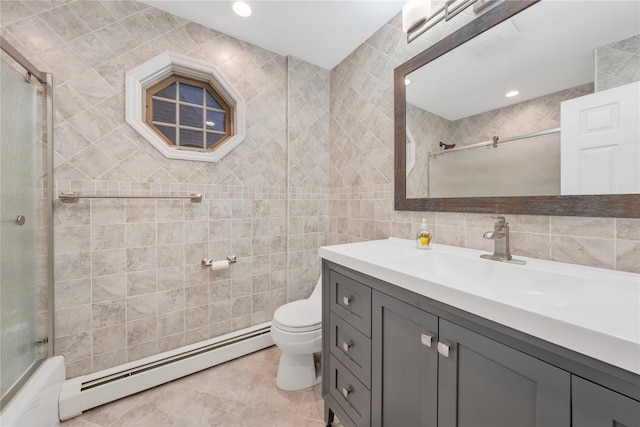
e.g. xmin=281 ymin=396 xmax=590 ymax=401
xmin=0 ymin=57 xmax=47 ymax=405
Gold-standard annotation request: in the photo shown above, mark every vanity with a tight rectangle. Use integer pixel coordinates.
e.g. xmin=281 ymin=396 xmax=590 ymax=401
xmin=320 ymin=238 xmax=640 ymax=427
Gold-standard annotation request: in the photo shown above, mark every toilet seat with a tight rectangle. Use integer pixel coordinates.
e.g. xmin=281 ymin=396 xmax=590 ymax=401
xmin=273 ymin=299 xmax=321 ymax=333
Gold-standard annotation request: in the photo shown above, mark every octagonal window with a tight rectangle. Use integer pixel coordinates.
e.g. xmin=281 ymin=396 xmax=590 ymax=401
xmin=126 ymin=52 xmax=245 ymax=163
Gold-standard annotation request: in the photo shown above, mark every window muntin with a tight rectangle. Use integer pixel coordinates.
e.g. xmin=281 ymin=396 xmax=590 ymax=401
xmin=146 ymin=76 xmax=233 ymax=151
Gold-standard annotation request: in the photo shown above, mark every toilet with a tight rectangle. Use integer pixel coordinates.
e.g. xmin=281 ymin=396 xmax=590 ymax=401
xmin=270 ymin=276 xmax=322 ymax=391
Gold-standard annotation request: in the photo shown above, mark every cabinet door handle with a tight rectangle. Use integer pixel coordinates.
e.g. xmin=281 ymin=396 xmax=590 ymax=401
xmin=437 ymin=341 xmax=451 ymax=357
xmin=343 ymin=296 xmax=351 ymax=306
xmin=421 ymin=333 xmax=434 ymax=348
xmin=342 ymin=340 xmax=352 ymax=352
xmin=342 ymin=386 xmax=352 ymax=398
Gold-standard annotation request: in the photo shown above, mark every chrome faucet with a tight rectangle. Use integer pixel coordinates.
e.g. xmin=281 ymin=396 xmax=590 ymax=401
xmin=480 ymin=216 xmax=526 ymax=265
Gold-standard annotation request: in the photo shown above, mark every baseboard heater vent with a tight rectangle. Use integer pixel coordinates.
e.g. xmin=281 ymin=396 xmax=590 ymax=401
xmin=59 ymin=322 xmax=273 ymax=421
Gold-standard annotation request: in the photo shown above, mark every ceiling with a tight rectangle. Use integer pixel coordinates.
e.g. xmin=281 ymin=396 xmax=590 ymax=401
xmin=141 ymin=1 xmax=405 ymax=70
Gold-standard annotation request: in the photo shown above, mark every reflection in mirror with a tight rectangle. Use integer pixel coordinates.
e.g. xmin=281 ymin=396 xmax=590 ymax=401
xmin=404 ymin=0 xmax=640 ymax=200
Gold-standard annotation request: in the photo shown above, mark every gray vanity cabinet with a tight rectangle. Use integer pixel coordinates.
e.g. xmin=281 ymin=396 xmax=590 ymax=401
xmin=370 ymin=291 xmax=570 ymax=427
xmin=572 ymin=376 xmax=640 ymax=426
xmin=324 ymin=270 xmax=373 ymax=427
xmin=371 ymin=291 xmax=438 ymax=427
xmin=322 ymin=261 xmax=639 ymax=427
xmin=438 ymin=319 xmax=570 ymax=426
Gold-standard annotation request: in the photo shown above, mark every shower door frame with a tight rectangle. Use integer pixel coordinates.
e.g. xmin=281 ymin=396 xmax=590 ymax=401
xmin=0 ymin=36 xmax=54 ymax=410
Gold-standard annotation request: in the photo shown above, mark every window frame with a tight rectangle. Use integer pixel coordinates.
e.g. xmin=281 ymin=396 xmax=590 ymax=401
xmin=125 ymin=52 xmax=246 ymax=163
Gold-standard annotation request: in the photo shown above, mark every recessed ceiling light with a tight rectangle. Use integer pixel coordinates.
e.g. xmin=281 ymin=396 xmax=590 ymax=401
xmin=505 ymin=90 xmax=519 ymax=98
xmin=232 ymin=1 xmax=252 ymax=17
xmin=405 ymin=78 xmax=411 ymax=85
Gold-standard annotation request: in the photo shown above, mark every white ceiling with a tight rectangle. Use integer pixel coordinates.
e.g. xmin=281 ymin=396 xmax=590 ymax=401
xmin=141 ymin=1 xmax=405 ymax=70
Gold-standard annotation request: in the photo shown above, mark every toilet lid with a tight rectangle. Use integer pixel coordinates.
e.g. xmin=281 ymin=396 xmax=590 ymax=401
xmin=273 ymin=299 xmax=321 ymax=332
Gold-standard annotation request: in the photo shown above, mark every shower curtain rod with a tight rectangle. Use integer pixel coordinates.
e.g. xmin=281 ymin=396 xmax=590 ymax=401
xmin=429 ymin=127 xmax=560 ymax=158
xmin=59 ymin=192 xmax=203 ymax=203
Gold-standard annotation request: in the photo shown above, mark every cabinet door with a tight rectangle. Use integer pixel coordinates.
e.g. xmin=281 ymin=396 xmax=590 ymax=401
xmin=572 ymin=376 xmax=640 ymax=427
xmin=438 ymin=319 xmax=570 ymax=427
xmin=372 ymin=291 xmax=438 ymax=427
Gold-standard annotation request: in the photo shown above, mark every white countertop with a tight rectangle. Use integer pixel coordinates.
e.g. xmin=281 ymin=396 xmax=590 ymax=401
xmin=319 ymin=238 xmax=640 ymax=375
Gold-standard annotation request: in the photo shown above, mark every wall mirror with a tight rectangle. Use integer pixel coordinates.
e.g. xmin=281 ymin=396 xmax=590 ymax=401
xmin=394 ymin=0 xmax=640 ymax=217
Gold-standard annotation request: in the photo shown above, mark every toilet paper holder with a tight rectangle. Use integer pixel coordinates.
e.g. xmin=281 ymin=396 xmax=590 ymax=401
xmin=201 ymin=255 xmax=237 ymax=267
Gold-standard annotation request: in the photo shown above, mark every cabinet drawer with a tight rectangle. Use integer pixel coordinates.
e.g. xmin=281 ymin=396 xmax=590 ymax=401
xmin=572 ymin=376 xmax=640 ymax=426
xmin=329 ymin=312 xmax=371 ymax=388
xmin=329 ymin=354 xmax=371 ymax=427
xmin=329 ymin=270 xmax=371 ymax=336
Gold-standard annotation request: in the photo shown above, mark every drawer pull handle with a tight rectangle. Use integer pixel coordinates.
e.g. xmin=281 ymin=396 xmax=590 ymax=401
xmin=421 ymin=333 xmax=434 ymax=348
xmin=342 ymin=386 xmax=352 ymax=398
xmin=437 ymin=341 xmax=451 ymax=358
xmin=343 ymin=296 xmax=351 ymax=306
xmin=342 ymin=341 xmax=352 ymax=352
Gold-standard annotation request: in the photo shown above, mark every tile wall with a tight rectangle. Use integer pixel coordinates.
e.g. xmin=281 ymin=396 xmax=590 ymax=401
xmin=328 ymin=9 xmax=640 ymax=273
xmin=406 ymin=102 xmax=450 ymax=198
xmin=287 ymin=57 xmax=330 ymax=300
xmin=1 ymin=0 xmax=328 ymax=378
xmin=596 ymin=33 xmax=640 ymax=92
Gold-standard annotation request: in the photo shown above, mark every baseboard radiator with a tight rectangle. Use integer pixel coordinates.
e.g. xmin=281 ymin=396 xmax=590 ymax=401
xmin=59 ymin=322 xmax=273 ymax=421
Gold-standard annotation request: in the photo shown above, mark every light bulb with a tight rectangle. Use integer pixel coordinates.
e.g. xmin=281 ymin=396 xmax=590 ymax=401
xmin=232 ymin=1 xmax=252 ymax=17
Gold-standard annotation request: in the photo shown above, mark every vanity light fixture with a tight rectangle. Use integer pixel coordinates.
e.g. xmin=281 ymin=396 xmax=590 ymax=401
xmin=232 ymin=1 xmax=252 ymax=17
xmin=405 ymin=0 xmax=496 ymax=43
xmin=505 ymin=90 xmax=520 ymax=98
xmin=403 ymin=0 xmax=432 ymax=33
xmin=405 ymin=77 xmax=411 ymax=85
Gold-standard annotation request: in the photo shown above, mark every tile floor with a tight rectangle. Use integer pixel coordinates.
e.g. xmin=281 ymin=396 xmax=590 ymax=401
xmin=61 ymin=346 xmax=335 ymax=427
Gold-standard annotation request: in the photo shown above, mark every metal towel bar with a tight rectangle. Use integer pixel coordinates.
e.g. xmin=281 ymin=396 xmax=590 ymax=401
xmin=59 ymin=192 xmax=202 ymax=203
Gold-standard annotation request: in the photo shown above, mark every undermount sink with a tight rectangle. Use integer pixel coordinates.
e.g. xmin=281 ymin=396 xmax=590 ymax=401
xmin=391 ymin=250 xmax=586 ymax=307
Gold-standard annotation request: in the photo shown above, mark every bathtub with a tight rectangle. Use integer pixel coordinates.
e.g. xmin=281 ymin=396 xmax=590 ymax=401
xmin=0 ymin=356 xmax=65 ymax=427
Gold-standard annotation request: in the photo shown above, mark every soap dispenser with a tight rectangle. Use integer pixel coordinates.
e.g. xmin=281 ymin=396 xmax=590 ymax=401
xmin=416 ymin=218 xmax=431 ymax=249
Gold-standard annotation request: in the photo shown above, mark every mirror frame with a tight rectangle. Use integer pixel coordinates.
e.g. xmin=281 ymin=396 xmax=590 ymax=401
xmin=394 ymin=0 xmax=640 ymax=218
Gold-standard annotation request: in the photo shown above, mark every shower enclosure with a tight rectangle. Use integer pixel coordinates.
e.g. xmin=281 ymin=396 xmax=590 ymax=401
xmin=0 ymin=37 xmax=54 ymax=411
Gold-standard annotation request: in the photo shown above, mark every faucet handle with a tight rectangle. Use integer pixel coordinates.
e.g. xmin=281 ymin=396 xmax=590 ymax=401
xmin=493 ymin=216 xmax=507 ymax=224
